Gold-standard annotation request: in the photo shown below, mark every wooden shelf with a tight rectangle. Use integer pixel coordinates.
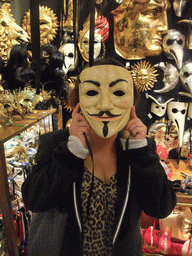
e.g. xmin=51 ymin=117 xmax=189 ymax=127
xmin=168 ymin=159 xmax=192 ymax=206
xmin=0 ymin=109 xmax=57 ymax=143
xmin=0 ymin=109 xmax=56 ymax=256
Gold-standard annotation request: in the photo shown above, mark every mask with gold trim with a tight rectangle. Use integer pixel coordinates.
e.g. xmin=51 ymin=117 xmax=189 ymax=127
xmin=78 ymin=11 xmax=109 ymax=62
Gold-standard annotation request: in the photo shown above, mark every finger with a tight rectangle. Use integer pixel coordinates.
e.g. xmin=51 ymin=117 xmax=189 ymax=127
xmin=72 ymin=103 xmax=80 ymax=118
xmin=130 ymin=106 xmax=137 ymax=120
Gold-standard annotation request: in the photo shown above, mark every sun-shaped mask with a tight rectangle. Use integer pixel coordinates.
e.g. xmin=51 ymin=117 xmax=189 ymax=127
xmin=131 ymin=60 xmax=158 ymax=92
xmin=22 ymin=5 xmax=58 ymax=46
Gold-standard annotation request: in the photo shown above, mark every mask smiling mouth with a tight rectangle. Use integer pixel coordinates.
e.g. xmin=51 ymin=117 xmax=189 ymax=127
xmin=88 ymin=111 xmax=122 ymax=121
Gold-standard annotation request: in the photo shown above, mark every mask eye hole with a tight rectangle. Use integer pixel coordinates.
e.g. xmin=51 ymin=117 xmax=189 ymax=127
xmin=166 ymin=39 xmax=174 ymax=46
xmin=68 ymin=52 xmax=74 ymax=58
xmin=113 ymin=90 xmax=125 ymax=96
xmin=172 ymin=108 xmax=178 ymax=113
xmin=181 ymin=109 xmax=186 ymax=115
xmin=1 ymin=21 xmax=6 ymax=26
xmin=86 ymin=90 xmax=98 ymax=96
xmin=183 ymin=71 xmax=190 ymax=78
xmin=177 ymin=39 xmax=183 ymax=45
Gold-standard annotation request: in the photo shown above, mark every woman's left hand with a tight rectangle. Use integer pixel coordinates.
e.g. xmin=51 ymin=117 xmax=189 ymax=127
xmin=123 ymin=106 xmax=147 ymax=140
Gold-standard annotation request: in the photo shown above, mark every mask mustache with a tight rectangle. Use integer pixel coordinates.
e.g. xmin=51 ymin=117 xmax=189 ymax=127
xmin=88 ymin=111 xmax=121 ymax=117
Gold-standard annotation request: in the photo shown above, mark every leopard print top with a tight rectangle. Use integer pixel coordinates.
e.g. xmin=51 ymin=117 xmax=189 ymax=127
xmin=81 ymin=168 xmax=117 ymax=256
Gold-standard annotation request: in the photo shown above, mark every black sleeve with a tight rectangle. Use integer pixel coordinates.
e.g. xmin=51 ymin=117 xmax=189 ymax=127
xmin=126 ymin=137 xmax=177 ymax=219
xmin=22 ymin=130 xmax=84 ymax=212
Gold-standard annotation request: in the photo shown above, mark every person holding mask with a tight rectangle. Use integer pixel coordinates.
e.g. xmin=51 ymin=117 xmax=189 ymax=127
xmin=22 ymin=58 xmax=176 ymax=255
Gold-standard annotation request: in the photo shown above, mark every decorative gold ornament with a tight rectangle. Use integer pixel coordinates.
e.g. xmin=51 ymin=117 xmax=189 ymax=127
xmin=0 ymin=3 xmax=29 ymax=63
xmin=63 ymin=0 xmax=79 ymax=32
xmin=131 ymin=60 xmax=158 ymax=92
xmin=22 ymin=5 xmax=58 ymax=46
xmin=111 ymin=0 xmax=170 ymax=60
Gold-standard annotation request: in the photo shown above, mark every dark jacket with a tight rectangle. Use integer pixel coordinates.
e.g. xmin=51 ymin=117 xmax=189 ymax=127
xmin=22 ymin=129 xmax=177 ymax=256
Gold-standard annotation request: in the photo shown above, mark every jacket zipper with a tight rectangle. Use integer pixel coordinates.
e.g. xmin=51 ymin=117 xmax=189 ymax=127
xmin=73 ymin=182 xmax=82 ymax=232
xmin=112 ymin=166 xmax=131 ymax=245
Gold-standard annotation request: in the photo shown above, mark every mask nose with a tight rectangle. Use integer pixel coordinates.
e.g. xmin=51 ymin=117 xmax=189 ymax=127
xmin=96 ymin=91 xmax=113 ymax=111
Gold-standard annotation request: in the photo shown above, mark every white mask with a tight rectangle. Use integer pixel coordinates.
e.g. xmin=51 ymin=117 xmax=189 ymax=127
xmin=151 ymin=102 xmax=167 ymax=117
xmin=81 ymin=30 xmax=102 ymax=61
xmin=59 ymin=43 xmax=78 ymax=73
xmin=162 ymin=29 xmax=185 ymax=69
xmin=180 ymin=61 xmax=192 ymax=94
xmin=167 ymin=101 xmax=188 ymax=147
xmin=79 ymin=65 xmax=134 ymax=138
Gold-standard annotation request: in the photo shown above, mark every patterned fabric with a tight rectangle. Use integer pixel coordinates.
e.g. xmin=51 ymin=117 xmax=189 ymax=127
xmin=81 ymin=168 xmax=117 ymax=256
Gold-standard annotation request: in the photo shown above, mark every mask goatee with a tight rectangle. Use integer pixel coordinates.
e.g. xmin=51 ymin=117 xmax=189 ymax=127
xmin=103 ymin=122 xmax=109 ymax=137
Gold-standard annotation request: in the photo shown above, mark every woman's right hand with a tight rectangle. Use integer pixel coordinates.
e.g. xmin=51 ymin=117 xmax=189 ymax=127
xmin=69 ymin=103 xmax=90 ymax=148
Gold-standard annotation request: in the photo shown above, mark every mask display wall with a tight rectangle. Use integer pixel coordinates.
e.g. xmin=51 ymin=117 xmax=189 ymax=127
xmin=79 ymin=64 xmax=134 ymax=138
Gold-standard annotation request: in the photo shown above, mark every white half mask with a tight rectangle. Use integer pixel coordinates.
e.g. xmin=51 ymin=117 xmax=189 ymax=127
xmin=79 ymin=65 xmax=134 ymax=138
xmin=151 ymin=102 xmax=167 ymax=117
xmin=180 ymin=60 xmax=192 ymax=94
xmin=167 ymin=101 xmax=188 ymax=147
xmin=162 ymin=29 xmax=185 ymax=69
xmin=59 ymin=43 xmax=78 ymax=73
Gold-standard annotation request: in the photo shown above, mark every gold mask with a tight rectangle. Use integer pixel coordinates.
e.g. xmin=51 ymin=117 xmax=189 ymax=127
xmin=0 ymin=3 xmax=29 ymax=63
xmin=111 ymin=0 xmax=170 ymax=60
xmin=160 ymin=206 xmax=192 ymax=242
xmin=22 ymin=5 xmax=58 ymax=46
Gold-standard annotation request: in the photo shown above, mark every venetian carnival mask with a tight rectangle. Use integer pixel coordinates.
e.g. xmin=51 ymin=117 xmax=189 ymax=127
xmin=180 ymin=60 xmax=192 ymax=95
xmin=78 ymin=12 xmax=109 ymax=62
xmin=160 ymin=206 xmax=192 ymax=241
xmin=154 ymin=63 xmax=179 ymax=93
xmin=59 ymin=42 xmax=78 ymax=73
xmin=167 ymin=101 xmax=188 ymax=147
xmin=79 ymin=65 xmax=134 ymax=138
xmin=111 ymin=0 xmax=170 ymax=60
xmin=0 ymin=3 xmax=29 ymax=63
xmin=162 ymin=29 xmax=185 ymax=69
xmin=22 ymin=5 xmax=58 ymax=46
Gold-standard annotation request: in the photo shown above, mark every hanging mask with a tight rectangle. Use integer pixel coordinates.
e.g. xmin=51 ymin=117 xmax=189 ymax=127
xmin=59 ymin=43 xmax=78 ymax=73
xmin=79 ymin=64 xmax=134 ymax=138
xmin=111 ymin=0 xmax=170 ymax=60
xmin=151 ymin=102 xmax=167 ymax=117
xmin=78 ymin=12 xmax=109 ymax=62
xmin=173 ymin=0 xmax=188 ymax=17
xmin=0 ymin=3 xmax=29 ymax=63
xmin=180 ymin=60 xmax=192 ymax=94
xmin=167 ymin=101 xmax=188 ymax=147
xmin=154 ymin=63 xmax=179 ymax=93
xmin=162 ymin=29 xmax=185 ymax=69
xmin=147 ymin=94 xmax=173 ymax=117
